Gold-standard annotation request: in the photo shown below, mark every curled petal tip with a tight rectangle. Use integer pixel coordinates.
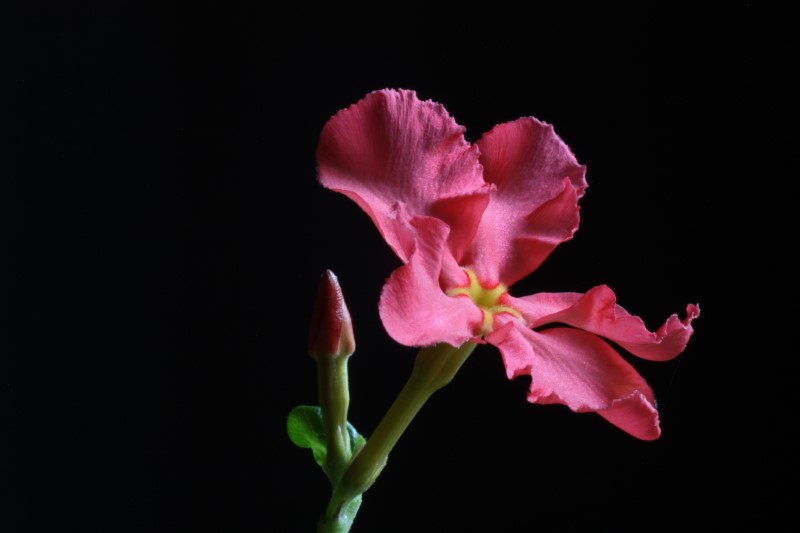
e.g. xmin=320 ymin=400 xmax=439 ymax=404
xmin=308 ymin=270 xmax=356 ymax=360
xmin=598 ymin=390 xmax=662 ymax=441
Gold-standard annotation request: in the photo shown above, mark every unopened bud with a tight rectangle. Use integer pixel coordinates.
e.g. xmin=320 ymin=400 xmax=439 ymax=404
xmin=308 ymin=270 xmax=356 ymax=359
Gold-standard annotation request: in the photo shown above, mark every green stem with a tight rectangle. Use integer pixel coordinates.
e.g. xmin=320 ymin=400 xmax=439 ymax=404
xmin=337 ymin=342 xmax=477 ymax=501
xmin=317 ymin=355 xmax=352 ymax=484
xmin=318 ymin=492 xmax=362 ymax=533
xmin=316 ymin=342 xmax=477 ymax=532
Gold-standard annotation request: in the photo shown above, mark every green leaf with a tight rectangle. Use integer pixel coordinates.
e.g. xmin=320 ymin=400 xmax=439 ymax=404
xmin=346 ymin=421 xmax=366 ymax=454
xmin=287 ymin=405 xmax=368 ymax=479
xmin=287 ymin=405 xmax=328 ymax=472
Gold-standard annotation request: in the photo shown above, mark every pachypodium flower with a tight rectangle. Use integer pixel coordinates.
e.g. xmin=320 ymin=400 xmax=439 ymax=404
xmin=317 ymin=89 xmax=699 ymax=440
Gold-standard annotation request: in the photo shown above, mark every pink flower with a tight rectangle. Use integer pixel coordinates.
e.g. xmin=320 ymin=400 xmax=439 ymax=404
xmin=317 ymin=89 xmax=699 ymax=440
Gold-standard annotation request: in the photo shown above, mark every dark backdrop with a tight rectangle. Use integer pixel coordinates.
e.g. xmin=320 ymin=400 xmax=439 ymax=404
xmin=4 ymin=4 xmax=795 ymax=532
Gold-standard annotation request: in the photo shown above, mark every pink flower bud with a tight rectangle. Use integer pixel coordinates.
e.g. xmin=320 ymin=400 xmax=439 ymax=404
xmin=308 ymin=270 xmax=356 ymax=359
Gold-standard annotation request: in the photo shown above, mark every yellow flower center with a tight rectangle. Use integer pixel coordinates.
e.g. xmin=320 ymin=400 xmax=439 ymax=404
xmin=447 ymin=268 xmax=522 ymax=335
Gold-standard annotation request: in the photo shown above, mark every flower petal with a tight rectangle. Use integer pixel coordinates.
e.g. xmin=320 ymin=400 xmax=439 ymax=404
xmin=489 ymin=318 xmax=661 ymax=440
xmin=317 ymin=89 xmax=491 ymax=263
xmin=512 ymin=285 xmax=700 ymax=361
xmin=464 ymin=118 xmax=586 ymax=285
xmin=379 ymin=215 xmax=483 ymax=347
xmin=596 ymin=391 xmax=661 ymax=442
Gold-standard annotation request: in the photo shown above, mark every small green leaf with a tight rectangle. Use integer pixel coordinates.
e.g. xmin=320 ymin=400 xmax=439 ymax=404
xmin=340 ymin=494 xmax=363 ymax=527
xmin=346 ymin=421 xmax=367 ymax=454
xmin=287 ymin=405 xmax=368 ymax=480
xmin=287 ymin=405 xmax=328 ymax=472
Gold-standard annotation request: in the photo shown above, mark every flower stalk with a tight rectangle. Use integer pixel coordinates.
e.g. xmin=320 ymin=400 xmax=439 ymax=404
xmin=335 ymin=342 xmax=477 ymax=503
xmin=316 ymin=354 xmax=352 ymax=483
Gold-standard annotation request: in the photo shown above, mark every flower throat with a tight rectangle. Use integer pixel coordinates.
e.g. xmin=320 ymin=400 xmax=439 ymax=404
xmin=447 ymin=268 xmax=522 ymax=335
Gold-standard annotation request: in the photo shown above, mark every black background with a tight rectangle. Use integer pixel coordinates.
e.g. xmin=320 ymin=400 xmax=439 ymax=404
xmin=4 ymin=4 xmax=795 ymax=532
